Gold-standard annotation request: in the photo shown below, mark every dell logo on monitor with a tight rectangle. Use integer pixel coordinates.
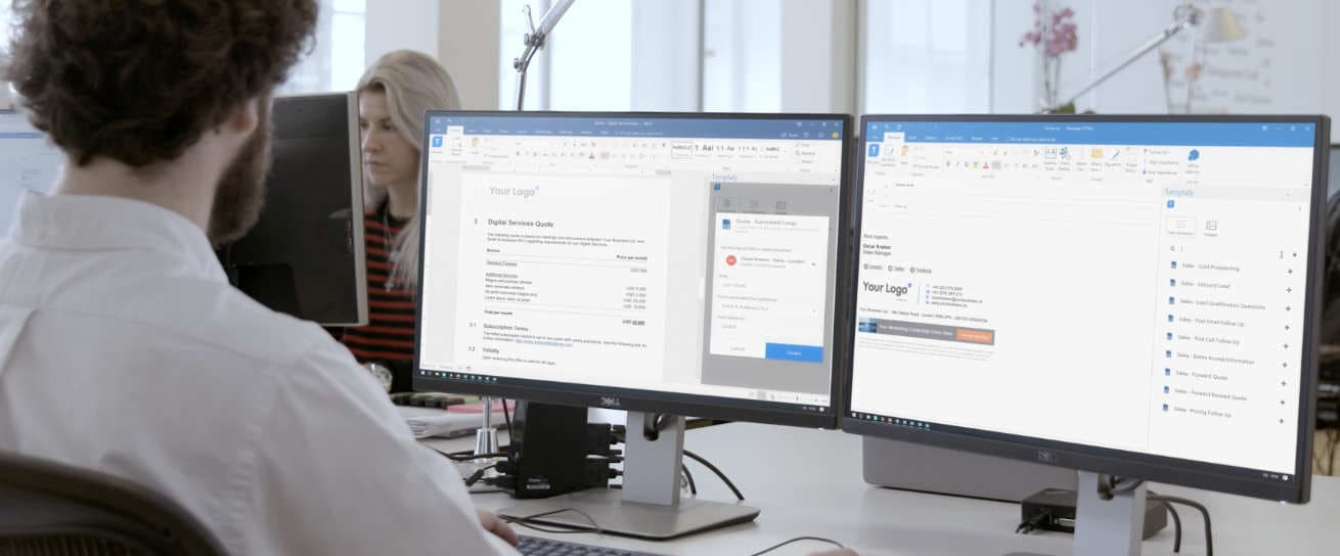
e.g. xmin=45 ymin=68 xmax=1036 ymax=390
xmin=599 ymin=397 xmax=622 ymax=408
xmin=1036 ymin=450 xmax=1058 ymax=464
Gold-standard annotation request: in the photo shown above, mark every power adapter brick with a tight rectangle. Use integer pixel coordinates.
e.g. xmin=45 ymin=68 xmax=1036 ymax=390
xmin=1020 ymin=488 xmax=1168 ymax=538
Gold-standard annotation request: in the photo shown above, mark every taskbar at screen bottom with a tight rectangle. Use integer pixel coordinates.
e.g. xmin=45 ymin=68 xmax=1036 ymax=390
xmin=412 ymin=370 xmax=836 ymax=427
xmin=844 ymin=410 xmax=1304 ymax=500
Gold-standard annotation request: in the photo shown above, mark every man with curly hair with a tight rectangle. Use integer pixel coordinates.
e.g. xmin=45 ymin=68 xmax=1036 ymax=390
xmin=0 ymin=1 xmax=517 ymax=553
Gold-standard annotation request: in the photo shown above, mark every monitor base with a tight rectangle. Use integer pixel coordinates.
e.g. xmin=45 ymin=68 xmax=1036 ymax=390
xmin=500 ymin=412 xmax=760 ymax=540
xmin=498 ymin=489 xmax=759 ymax=540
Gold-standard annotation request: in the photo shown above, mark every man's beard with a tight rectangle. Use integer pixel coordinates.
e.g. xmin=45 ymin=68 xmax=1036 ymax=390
xmin=207 ymin=105 xmax=273 ymax=247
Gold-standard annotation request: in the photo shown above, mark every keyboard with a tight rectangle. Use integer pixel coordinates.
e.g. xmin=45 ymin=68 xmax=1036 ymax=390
xmin=515 ymin=535 xmax=667 ymax=556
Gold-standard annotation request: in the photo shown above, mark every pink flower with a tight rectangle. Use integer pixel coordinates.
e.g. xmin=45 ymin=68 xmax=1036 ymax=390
xmin=1021 ymin=3 xmax=1079 ymax=59
xmin=1185 ymin=63 xmax=1204 ymax=82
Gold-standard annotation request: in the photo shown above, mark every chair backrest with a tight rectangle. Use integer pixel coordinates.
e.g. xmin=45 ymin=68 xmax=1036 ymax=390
xmin=0 ymin=451 xmax=228 ymax=556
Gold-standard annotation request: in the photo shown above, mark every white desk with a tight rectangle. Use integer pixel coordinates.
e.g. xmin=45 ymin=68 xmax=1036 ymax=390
xmin=425 ymin=423 xmax=1339 ymax=555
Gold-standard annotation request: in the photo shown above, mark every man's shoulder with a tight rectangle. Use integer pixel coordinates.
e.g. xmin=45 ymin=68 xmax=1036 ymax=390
xmin=181 ymin=281 xmax=339 ymax=363
xmin=1 ymin=242 xmax=361 ymax=382
xmin=54 ymin=270 xmax=343 ymax=370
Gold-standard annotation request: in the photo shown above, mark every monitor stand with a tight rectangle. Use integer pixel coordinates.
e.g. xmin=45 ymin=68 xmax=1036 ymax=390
xmin=464 ymin=397 xmax=504 ymax=493
xmin=1007 ymin=472 xmax=1147 ymax=556
xmin=497 ymin=412 xmax=760 ymax=540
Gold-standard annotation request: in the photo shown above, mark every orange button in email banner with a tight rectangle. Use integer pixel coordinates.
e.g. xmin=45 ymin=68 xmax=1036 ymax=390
xmin=955 ymin=329 xmax=994 ymax=344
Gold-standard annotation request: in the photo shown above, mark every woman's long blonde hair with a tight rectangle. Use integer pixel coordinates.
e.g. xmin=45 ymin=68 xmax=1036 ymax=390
xmin=356 ymin=50 xmax=460 ymax=288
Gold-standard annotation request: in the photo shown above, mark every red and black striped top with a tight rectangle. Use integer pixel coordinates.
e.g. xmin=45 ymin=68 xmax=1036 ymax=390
xmin=341 ymin=201 xmax=417 ymax=376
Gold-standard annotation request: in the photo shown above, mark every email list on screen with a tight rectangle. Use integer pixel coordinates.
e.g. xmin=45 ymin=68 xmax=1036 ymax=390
xmin=849 ymin=120 xmax=1317 ymax=477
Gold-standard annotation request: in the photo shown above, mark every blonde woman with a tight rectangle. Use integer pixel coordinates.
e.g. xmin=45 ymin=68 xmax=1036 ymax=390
xmin=341 ymin=50 xmax=460 ymax=392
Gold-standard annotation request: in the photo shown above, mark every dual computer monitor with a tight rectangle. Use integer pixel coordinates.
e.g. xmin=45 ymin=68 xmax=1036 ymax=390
xmin=413 ymin=112 xmax=1329 ymax=507
xmin=845 ymin=117 xmax=1325 ymax=505
xmin=413 ymin=114 xmax=849 ymax=427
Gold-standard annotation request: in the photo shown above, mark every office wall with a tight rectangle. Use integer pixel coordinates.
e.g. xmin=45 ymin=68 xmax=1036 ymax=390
xmin=781 ymin=0 xmax=856 ymax=113
xmin=631 ymin=2 xmax=702 ymax=111
xmin=1323 ymin=1 xmax=1340 ymax=142
xmin=365 ymin=0 xmax=501 ymax=110
xmin=439 ymin=0 xmax=501 ymax=110
xmin=989 ymin=0 xmax=1035 ymax=113
xmin=366 ymin=0 xmax=439 ymax=65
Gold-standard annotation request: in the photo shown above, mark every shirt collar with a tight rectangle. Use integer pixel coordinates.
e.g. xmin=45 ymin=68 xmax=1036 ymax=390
xmin=8 ymin=192 xmax=227 ymax=282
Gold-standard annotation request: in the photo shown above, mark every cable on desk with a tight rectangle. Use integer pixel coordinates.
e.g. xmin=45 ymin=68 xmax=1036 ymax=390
xmin=685 ymin=418 xmax=730 ymax=430
xmin=642 ymin=413 xmax=675 ymax=441
xmin=503 ymin=397 xmax=515 ymax=441
xmin=1148 ymin=494 xmax=1211 ymax=556
xmin=464 ymin=463 xmax=498 ymax=488
xmin=681 ymin=463 xmax=697 ymax=495
xmin=748 ymin=536 xmax=846 ymax=556
xmin=1161 ymin=500 xmax=1183 ymax=553
xmin=441 ymin=451 xmax=509 ymax=462
xmin=501 ymin=508 xmax=604 ymax=536
xmin=683 ymin=449 xmax=744 ymax=501
xmin=1099 ymin=475 xmax=1145 ymax=500
xmin=1014 ymin=511 xmax=1048 ymax=535
xmin=443 ymin=447 xmax=510 ymax=458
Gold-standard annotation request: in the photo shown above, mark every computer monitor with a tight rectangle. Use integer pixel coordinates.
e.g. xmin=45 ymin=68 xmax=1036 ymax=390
xmin=0 ymin=110 xmax=63 ymax=229
xmin=1329 ymin=144 xmax=1338 ymax=198
xmin=414 ymin=111 xmax=851 ymax=537
xmin=217 ymin=93 xmax=367 ymax=326
xmin=844 ymin=115 xmax=1328 ymax=554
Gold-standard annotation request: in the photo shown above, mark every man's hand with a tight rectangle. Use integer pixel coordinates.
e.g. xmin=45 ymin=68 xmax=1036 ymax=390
xmin=477 ymin=510 xmax=520 ymax=547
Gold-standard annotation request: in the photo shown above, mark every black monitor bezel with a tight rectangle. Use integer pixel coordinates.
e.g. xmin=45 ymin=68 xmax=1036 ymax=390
xmin=842 ymin=113 xmax=1327 ymax=503
xmin=412 ymin=110 xmax=854 ymax=429
xmin=1330 ymin=143 xmax=1339 ymax=193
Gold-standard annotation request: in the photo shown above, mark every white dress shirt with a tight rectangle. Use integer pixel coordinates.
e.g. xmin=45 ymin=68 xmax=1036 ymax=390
xmin=0 ymin=193 xmax=515 ymax=555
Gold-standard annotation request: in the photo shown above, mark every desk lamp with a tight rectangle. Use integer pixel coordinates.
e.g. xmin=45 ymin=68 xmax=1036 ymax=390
xmin=1049 ymin=4 xmax=1244 ymax=113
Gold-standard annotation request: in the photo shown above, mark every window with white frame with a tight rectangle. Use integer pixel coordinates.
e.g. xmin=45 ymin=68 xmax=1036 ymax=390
xmin=546 ymin=0 xmax=633 ymax=111
xmin=498 ymin=0 xmax=698 ymax=112
xmin=702 ymin=0 xmax=783 ymax=112
xmin=0 ymin=4 xmax=10 ymax=107
xmin=282 ymin=0 xmax=368 ymax=94
xmin=0 ymin=3 xmax=10 ymax=41
xmin=861 ymin=0 xmax=992 ymax=114
xmin=494 ymin=0 xmax=992 ymax=115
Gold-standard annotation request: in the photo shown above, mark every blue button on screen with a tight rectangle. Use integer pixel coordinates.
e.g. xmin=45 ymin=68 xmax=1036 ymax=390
xmin=765 ymin=343 xmax=824 ymax=363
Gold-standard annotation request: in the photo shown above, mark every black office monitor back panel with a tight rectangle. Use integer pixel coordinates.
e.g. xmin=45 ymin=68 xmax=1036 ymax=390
xmin=217 ymin=93 xmax=367 ymax=327
xmin=841 ymin=114 xmax=1329 ymax=504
